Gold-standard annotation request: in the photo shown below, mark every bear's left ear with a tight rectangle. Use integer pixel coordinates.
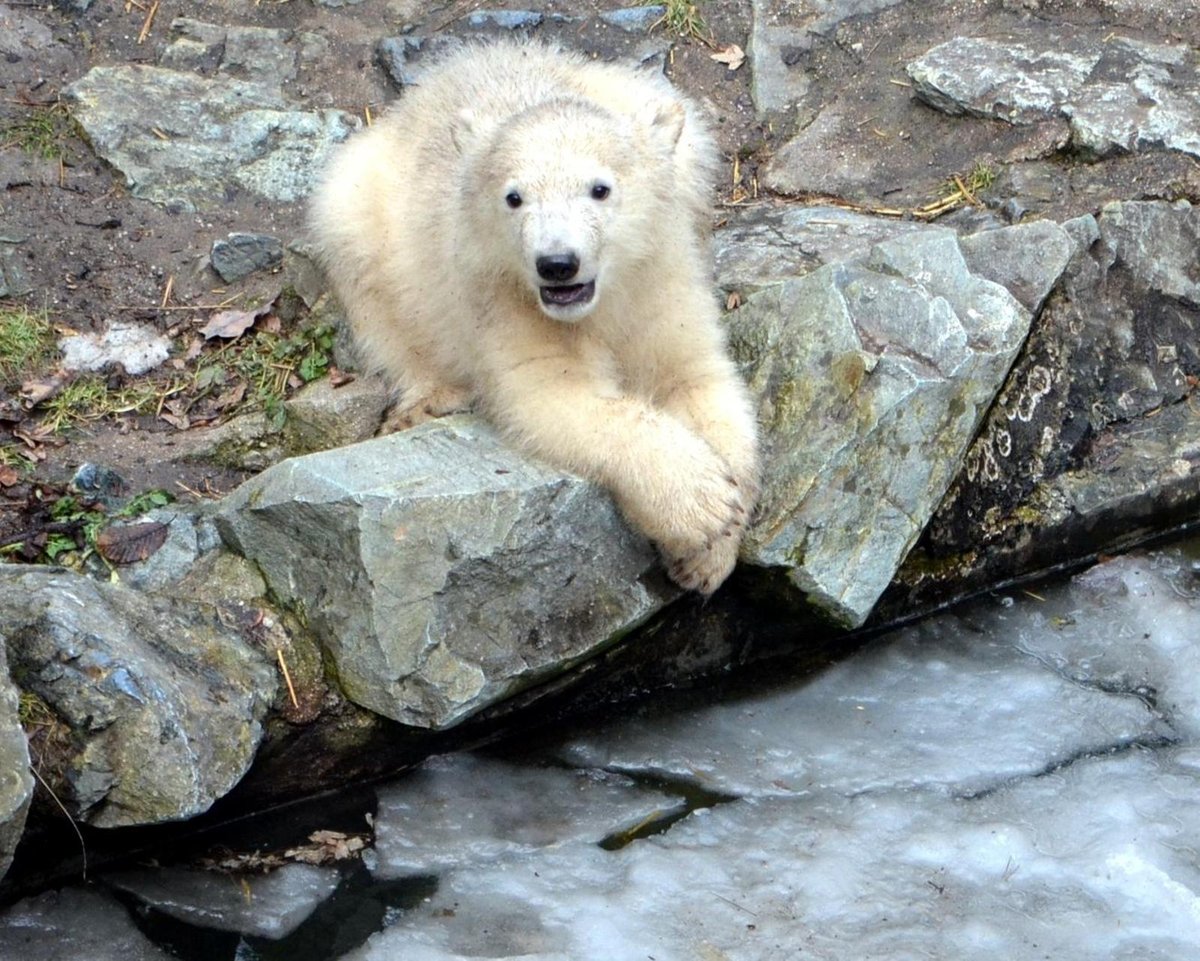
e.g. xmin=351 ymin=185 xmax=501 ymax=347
xmin=449 ymin=108 xmax=481 ymax=155
xmin=642 ymin=100 xmax=686 ymax=153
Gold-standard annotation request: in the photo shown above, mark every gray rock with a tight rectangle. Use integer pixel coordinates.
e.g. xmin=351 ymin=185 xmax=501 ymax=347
xmin=732 ymin=227 xmax=1045 ymax=626
xmin=376 ymin=34 xmax=463 ymax=90
xmin=215 ymin=416 xmax=678 ymax=729
xmin=111 ymin=510 xmax=222 ymax=592
xmin=917 ymin=200 xmax=1200 ymax=604
xmin=0 ymin=238 xmax=32 ymax=300
xmin=0 ymin=643 xmax=32 ymax=883
xmin=599 ymin=6 xmax=666 ymax=32
xmin=163 ymin=19 xmax=297 ymax=87
xmin=958 ymin=219 xmax=1075 ymax=315
xmin=210 ymin=232 xmax=284 ymax=283
xmin=714 ymin=204 xmax=936 ymax=293
xmin=0 ymin=5 xmax=52 ymax=56
xmin=106 ymin=862 xmax=340 ymax=939
xmin=0 ymin=566 xmax=274 ymax=827
xmin=463 ymin=10 xmax=544 ymax=31
xmin=64 ymin=65 xmax=358 ymax=210
xmin=748 ymin=0 xmax=905 ymax=115
xmin=0 ymin=888 xmax=174 ymax=961
xmin=908 ymin=36 xmax=1200 ymax=160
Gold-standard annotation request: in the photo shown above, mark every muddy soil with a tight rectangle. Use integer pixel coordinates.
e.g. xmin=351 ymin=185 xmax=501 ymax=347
xmin=2 ymin=0 xmax=1198 ymax=555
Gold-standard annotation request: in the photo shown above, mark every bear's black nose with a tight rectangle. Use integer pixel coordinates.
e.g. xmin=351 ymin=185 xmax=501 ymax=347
xmin=536 ymin=253 xmax=580 ymax=282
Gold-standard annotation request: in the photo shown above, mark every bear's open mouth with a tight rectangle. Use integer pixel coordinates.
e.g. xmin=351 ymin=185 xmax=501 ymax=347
xmin=540 ymin=280 xmax=596 ymax=308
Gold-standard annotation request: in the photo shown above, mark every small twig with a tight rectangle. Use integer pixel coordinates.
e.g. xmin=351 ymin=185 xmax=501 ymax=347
xmin=28 ymin=764 xmax=88 ymax=881
xmin=137 ymin=0 xmax=160 ymax=44
xmin=277 ymin=648 xmax=300 ymax=709
xmin=160 ymin=274 xmax=175 ymax=309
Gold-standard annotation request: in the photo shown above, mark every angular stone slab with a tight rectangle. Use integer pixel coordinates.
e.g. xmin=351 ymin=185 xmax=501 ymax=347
xmin=64 ymin=65 xmax=358 ymax=210
xmin=0 ymin=644 xmax=32 ymax=882
xmin=916 ymin=201 xmax=1200 ymax=600
xmin=732 ymin=226 xmax=1064 ymax=626
xmin=215 ymin=417 xmax=678 ymax=729
xmin=0 ymin=566 xmax=274 ymax=828
xmin=908 ymin=36 xmax=1200 ymax=159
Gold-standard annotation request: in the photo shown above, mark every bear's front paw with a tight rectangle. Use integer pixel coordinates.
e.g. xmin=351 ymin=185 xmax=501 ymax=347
xmin=666 ymin=535 xmax=740 ymax=596
xmin=379 ymin=385 xmax=473 ymax=434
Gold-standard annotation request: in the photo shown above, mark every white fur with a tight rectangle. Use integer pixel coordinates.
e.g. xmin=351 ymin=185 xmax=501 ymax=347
xmin=309 ymin=41 xmax=760 ymax=594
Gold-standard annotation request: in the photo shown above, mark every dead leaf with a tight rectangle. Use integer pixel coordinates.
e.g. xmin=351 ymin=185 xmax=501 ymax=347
xmin=200 ymin=303 xmax=271 ymax=341
xmin=0 ymin=465 xmax=18 ymax=487
xmin=725 ymin=290 xmax=742 ymax=311
xmin=711 ymin=43 xmax=745 ymax=71
xmin=184 ymin=336 xmax=204 ymax=361
xmin=159 ymin=410 xmax=190 ymax=431
xmin=96 ymin=520 xmax=170 ymax=565
xmin=20 ymin=371 xmax=69 ymax=408
xmin=283 ymin=830 xmax=367 ymax=865
xmin=327 ymin=366 xmax=355 ymax=388
xmin=213 ymin=381 xmax=247 ymax=411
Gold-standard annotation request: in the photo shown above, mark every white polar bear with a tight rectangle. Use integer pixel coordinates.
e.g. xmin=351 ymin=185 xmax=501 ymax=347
xmin=309 ymin=40 xmax=759 ymax=594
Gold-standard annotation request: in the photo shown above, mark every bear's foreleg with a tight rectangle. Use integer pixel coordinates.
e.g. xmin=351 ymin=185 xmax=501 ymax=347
xmin=484 ymin=353 xmax=747 ymax=593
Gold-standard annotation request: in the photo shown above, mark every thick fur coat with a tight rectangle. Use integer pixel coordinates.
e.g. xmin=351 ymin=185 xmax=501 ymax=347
xmin=309 ymin=41 xmax=760 ymax=593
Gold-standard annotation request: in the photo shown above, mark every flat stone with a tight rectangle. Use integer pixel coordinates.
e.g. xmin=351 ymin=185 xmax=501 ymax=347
xmin=215 ymin=416 xmax=678 ymax=729
xmin=64 ymin=65 xmax=358 ymax=210
xmin=0 ymin=565 xmax=274 ymax=827
xmin=598 ymin=6 xmax=666 ymax=32
xmin=732 ymin=226 xmax=1048 ymax=626
xmin=0 ymin=643 xmax=32 ymax=882
xmin=714 ymin=204 xmax=937 ymax=293
xmin=210 ymin=232 xmax=284 ymax=283
xmin=0 ymin=888 xmax=174 ymax=961
xmin=908 ymin=35 xmax=1200 ymax=160
xmin=107 ymin=862 xmax=340 ymax=939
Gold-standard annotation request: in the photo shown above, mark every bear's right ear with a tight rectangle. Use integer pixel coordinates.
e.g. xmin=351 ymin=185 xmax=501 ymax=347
xmin=642 ymin=101 xmax=686 ymax=153
xmin=449 ymin=109 xmax=479 ymax=155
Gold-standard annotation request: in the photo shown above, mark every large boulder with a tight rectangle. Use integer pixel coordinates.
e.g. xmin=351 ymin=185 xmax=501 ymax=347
xmin=0 ymin=643 xmax=32 ymax=881
xmin=0 ymin=566 xmax=275 ymax=828
xmin=729 ymin=223 xmax=1073 ymax=626
xmin=215 ymin=416 xmax=678 ymax=729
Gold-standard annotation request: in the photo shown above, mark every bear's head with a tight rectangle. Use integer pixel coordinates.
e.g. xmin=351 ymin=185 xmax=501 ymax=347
xmin=452 ymin=97 xmax=686 ymax=323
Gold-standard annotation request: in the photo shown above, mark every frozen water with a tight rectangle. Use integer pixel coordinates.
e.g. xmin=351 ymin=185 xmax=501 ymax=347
xmin=350 ymin=749 xmax=1200 ymax=961
xmin=107 ymin=861 xmax=341 ymax=938
xmin=0 ymin=887 xmax=174 ymax=961
xmin=371 ymin=753 xmax=685 ymax=878
xmin=344 ymin=543 xmax=1200 ymax=960
xmin=557 ymin=609 xmax=1170 ymax=799
xmin=3 ymin=544 xmax=1198 ymax=961
xmin=1003 ymin=550 xmax=1200 ymax=736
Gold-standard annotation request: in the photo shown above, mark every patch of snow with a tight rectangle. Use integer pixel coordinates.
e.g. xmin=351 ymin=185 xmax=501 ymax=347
xmin=60 ymin=321 xmax=171 ymax=376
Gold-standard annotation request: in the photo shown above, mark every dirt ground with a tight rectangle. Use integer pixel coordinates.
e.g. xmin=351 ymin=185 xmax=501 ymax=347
xmin=0 ymin=0 xmax=770 ymax=559
xmin=2 ymin=0 xmax=1198 ymax=561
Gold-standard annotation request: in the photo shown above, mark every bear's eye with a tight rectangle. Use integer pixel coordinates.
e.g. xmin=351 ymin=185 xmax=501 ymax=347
xmin=505 ymin=190 xmax=523 ymax=209
xmin=590 ymin=183 xmax=611 ymax=201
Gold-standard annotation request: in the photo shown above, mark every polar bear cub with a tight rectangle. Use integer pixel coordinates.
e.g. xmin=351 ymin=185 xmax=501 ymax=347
xmin=309 ymin=41 xmax=759 ymax=594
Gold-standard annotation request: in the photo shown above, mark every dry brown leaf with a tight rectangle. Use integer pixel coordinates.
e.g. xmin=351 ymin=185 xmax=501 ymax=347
xmin=711 ymin=43 xmax=745 ymax=71
xmin=0 ymin=465 xmax=18 ymax=487
xmin=200 ymin=302 xmax=273 ymax=341
xmin=327 ymin=366 xmax=355 ymax=388
xmin=96 ymin=520 xmax=170 ymax=565
xmin=213 ymin=381 xmax=247 ymax=411
xmin=20 ymin=371 xmax=69 ymax=408
xmin=159 ymin=410 xmax=190 ymax=431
